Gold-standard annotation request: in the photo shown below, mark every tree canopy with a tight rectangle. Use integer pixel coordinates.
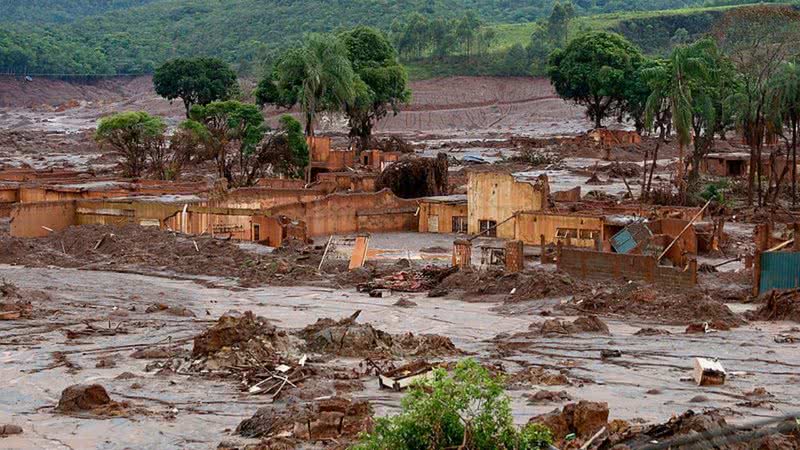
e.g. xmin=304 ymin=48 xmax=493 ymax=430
xmin=352 ymin=359 xmax=553 ymax=450
xmin=339 ymin=26 xmax=411 ymax=150
xmin=95 ymin=111 xmax=166 ymax=178
xmin=189 ymin=100 xmax=266 ymax=186
xmin=153 ymin=57 xmax=239 ymax=117
xmin=548 ymin=31 xmax=644 ymax=128
xmin=256 ymin=34 xmax=355 ymax=137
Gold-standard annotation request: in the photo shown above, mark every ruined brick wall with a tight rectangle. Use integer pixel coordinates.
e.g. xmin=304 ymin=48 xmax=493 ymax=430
xmin=10 ymin=200 xmax=77 ymax=237
xmin=418 ymin=201 xmax=468 ymax=233
xmin=558 ymin=248 xmax=696 ymax=288
xmin=217 ymin=188 xmax=326 ymax=210
xmin=516 ymin=212 xmax=603 ymax=247
xmin=268 ymin=190 xmax=418 ymax=237
xmin=467 ymin=171 xmax=548 ymax=238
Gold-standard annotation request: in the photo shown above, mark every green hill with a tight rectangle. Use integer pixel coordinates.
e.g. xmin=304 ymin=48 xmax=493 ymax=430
xmin=0 ymin=0 xmax=796 ymax=78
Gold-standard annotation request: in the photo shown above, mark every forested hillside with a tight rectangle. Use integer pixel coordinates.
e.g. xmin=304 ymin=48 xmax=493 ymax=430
xmin=0 ymin=0 xmax=795 ymax=77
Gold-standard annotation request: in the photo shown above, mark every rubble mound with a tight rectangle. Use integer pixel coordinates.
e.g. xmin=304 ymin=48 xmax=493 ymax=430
xmin=191 ymin=311 xmax=292 ymax=370
xmin=359 ymin=265 xmax=457 ymax=294
xmin=56 ymin=384 xmax=129 ymax=417
xmin=538 ymin=315 xmax=610 ymax=336
xmin=530 ymin=401 xmax=609 ymax=443
xmin=375 ymin=153 xmax=448 ymax=198
xmin=435 ymin=267 xmax=581 ymax=301
xmin=606 ymin=409 xmax=799 ymax=450
xmin=0 ymin=224 xmax=325 ymax=287
xmin=748 ymin=289 xmax=800 ymax=323
xmin=0 ymin=280 xmax=47 ymax=320
xmin=236 ymin=396 xmax=372 ymax=446
xmin=300 ymin=311 xmax=461 ymax=358
xmin=566 ymin=284 xmax=744 ymax=326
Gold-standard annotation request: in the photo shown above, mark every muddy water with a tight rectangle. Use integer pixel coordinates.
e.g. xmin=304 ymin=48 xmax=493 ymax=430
xmin=2 ymin=264 xmax=799 ymax=448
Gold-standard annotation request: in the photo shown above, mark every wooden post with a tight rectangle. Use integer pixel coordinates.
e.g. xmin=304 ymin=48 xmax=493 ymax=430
xmin=794 ymin=223 xmax=800 ymax=252
xmin=505 ymin=240 xmax=524 ymax=273
xmin=453 ymin=240 xmax=472 ymax=271
xmin=540 ymin=234 xmax=547 ymax=264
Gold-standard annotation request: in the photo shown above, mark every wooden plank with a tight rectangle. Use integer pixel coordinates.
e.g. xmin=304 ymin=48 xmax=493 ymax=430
xmin=349 ymin=235 xmax=370 ymax=270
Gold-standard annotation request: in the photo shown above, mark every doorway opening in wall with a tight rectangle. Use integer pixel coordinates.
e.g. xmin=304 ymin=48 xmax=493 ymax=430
xmin=452 ymin=216 xmax=468 ymax=233
xmin=252 ymin=224 xmax=260 ymax=242
xmin=479 ymin=220 xmax=497 ymax=237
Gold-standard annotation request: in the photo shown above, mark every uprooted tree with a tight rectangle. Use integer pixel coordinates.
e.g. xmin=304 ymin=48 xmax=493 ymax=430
xmin=351 ymin=358 xmax=553 ymax=450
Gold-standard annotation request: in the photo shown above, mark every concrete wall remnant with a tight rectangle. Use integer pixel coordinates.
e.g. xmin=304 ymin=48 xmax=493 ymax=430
xmin=467 ymin=170 xmax=549 ymax=238
xmin=417 ymin=195 xmax=468 ymax=234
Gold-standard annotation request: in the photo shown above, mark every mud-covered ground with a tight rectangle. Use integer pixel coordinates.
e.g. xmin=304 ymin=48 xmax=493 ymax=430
xmin=2 ymin=260 xmax=799 ymax=449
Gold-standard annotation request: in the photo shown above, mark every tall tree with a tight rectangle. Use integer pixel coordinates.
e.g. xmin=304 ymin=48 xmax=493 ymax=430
xmin=767 ymin=62 xmax=800 ymax=206
xmin=642 ymin=39 xmax=736 ymax=200
xmin=261 ymin=115 xmax=310 ymax=179
xmin=95 ymin=111 xmax=165 ymax=178
xmin=547 ymin=1 xmax=575 ymax=47
xmin=548 ymin=31 xmax=644 ymax=129
xmin=153 ymin=57 xmax=238 ymax=117
xmin=715 ymin=5 xmax=800 ymax=206
xmin=338 ymin=26 xmax=411 ymax=151
xmin=189 ymin=100 xmax=266 ymax=186
xmin=256 ymin=34 xmax=355 ymax=137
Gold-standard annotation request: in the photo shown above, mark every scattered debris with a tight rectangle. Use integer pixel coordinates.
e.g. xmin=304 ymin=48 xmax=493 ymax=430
xmin=378 ymin=360 xmax=436 ymax=391
xmin=748 ymin=289 xmax=800 ymax=323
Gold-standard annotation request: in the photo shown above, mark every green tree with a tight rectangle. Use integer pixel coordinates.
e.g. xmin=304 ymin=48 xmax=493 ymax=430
xmin=189 ymin=100 xmax=266 ymax=186
xmin=548 ymin=31 xmax=645 ymax=129
xmin=643 ymin=39 xmax=736 ymax=200
xmin=352 ymin=359 xmax=553 ymax=450
xmin=256 ymin=34 xmax=355 ymax=137
xmin=153 ymin=57 xmax=238 ymax=118
xmin=338 ymin=26 xmax=411 ymax=151
xmin=547 ymin=1 xmax=575 ymax=47
xmin=715 ymin=5 xmax=800 ymax=206
xmin=261 ymin=115 xmax=310 ymax=179
xmin=95 ymin=111 xmax=166 ymax=178
xmin=767 ymin=61 xmax=800 ymax=206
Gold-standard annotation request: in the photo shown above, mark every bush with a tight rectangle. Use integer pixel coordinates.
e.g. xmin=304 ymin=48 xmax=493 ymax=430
xmin=351 ymin=358 xmax=553 ymax=450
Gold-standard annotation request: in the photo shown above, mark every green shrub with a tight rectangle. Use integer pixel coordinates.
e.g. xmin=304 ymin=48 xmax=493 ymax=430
xmin=351 ymin=358 xmax=553 ymax=450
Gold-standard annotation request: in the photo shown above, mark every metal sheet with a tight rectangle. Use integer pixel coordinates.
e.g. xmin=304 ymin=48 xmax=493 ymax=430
xmin=759 ymin=252 xmax=800 ymax=294
xmin=611 ymin=221 xmax=652 ymax=254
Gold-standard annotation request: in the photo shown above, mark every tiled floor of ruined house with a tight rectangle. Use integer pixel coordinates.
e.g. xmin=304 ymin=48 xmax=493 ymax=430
xmin=1 ymin=264 xmax=799 ymax=449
